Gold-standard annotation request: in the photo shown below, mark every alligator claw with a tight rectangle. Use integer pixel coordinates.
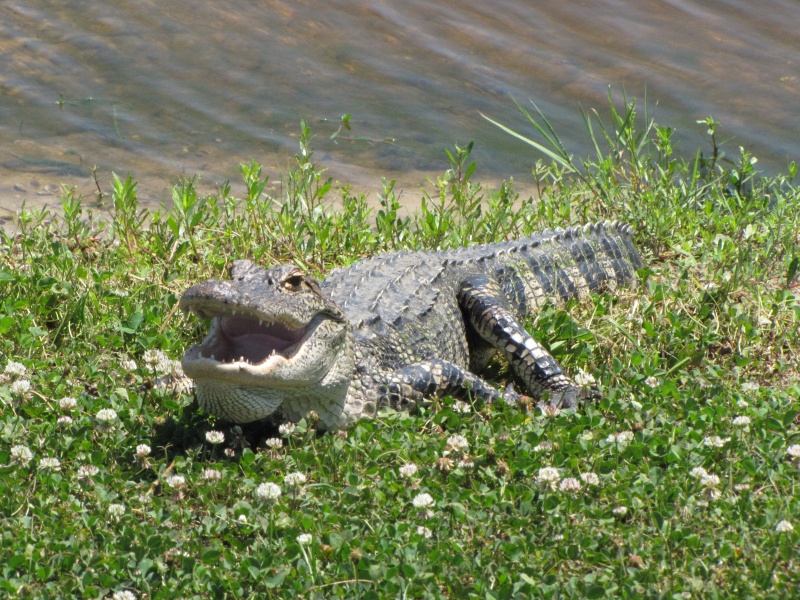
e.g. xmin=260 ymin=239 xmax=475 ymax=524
xmin=502 ymin=382 xmax=523 ymax=406
xmin=543 ymin=385 xmax=602 ymax=410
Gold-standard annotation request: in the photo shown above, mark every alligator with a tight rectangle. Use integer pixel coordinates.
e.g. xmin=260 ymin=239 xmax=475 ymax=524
xmin=179 ymin=221 xmax=643 ymax=430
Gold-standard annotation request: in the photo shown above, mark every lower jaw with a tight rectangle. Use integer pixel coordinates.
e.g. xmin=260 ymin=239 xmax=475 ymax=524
xmin=195 ymin=379 xmax=286 ymax=423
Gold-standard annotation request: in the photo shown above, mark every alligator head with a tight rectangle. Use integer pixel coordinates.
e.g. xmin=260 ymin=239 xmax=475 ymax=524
xmin=180 ymin=260 xmax=355 ymax=429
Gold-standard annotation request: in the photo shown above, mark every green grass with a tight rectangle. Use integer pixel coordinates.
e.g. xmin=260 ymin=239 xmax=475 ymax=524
xmin=1 ymin=101 xmax=799 ymax=599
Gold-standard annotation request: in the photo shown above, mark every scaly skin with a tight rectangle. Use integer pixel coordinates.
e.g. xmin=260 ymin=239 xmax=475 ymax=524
xmin=180 ymin=220 xmax=643 ymax=430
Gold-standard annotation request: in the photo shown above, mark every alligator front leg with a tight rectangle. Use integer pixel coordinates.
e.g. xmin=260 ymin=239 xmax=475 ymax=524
xmin=458 ymin=274 xmax=591 ymax=409
xmin=378 ymin=358 xmax=508 ymax=410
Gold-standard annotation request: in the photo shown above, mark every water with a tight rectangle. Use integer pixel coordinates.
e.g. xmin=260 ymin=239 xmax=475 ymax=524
xmin=1 ymin=0 xmax=799 ymax=219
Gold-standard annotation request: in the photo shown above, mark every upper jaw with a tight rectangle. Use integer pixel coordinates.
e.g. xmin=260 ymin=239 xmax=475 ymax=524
xmin=181 ymin=296 xmax=316 ymax=331
xmin=179 ymin=276 xmax=345 ymax=328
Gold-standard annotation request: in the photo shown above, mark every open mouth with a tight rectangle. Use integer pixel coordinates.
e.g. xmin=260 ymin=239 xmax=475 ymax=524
xmin=197 ymin=314 xmax=309 ymax=365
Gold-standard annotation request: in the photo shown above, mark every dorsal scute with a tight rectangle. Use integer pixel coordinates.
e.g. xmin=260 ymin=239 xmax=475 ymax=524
xmin=324 ymin=220 xmax=639 ymax=327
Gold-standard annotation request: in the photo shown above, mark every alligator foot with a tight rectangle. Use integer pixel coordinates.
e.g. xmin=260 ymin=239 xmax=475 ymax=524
xmin=502 ymin=382 xmax=524 ymax=406
xmin=539 ymin=385 xmax=602 ymax=410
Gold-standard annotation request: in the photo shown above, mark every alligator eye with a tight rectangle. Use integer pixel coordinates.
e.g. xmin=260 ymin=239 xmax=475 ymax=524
xmin=283 ymin=274 xmax=304 ymax=290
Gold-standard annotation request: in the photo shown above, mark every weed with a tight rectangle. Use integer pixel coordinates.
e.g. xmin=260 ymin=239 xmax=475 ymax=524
xmin=0 ymin=102 xmax=798 ymax=598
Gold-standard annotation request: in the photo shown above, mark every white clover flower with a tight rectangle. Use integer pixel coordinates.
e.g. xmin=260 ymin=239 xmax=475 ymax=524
xmin=734 ymin=483 xmax=750 ymax=491
xmin=541 ymin=405 xmax=561 ymax=418
xmin=203 ymin=468 xmax=223 ymax=482
xmin=4 ymin=361 xmax=27 ymax=376
xmin=559 ymin=477 xmax=581 ymax=493
xmin=736 ymin=399 xmax=749 ymax=410
xmin=537 ymin=467 xmax=560 ymax=484
xmin=630 ymin=399 xmax=643 ymax=412
xmin=612 ymin=506 xmax=627 ymax=516
xmin=607 ymin=431 xmax=634 ymax=446
xmin=136 ymin=444 xmax=151 ymax=457
xmin=690 ymin=466 xmax=708 ymax=479
xmin=59 ymin=397 xmax=78 ymax=411
xmin=10 ymin=379 xmax=31 ymax=394
xmin=775 ymin=520 xmax=794 ymax=533
xmin=77 ymin=464 xmax=99 ymax=479
xmin=238 ymin=514 xmax=247 ymax=523
xmin=574 ymin=370 xmax=596 ymax=387
xmin=39 ymin=457 xmax=61 ymax=470
xmin=143 ymin=349 xmax=167 ymax=364
xmin=786 ymin=445 xmax=800 ymax=459
xmin=143 ymin=350 xmax=182 ymax=376
xmin=112 ymin=591 xmax=137 ymax=600
xmin=57 ymin=416 xmax=74 ymax=426
xmin=224 ymin=448 xmax=235 ymax=457
xmin=284 ymin=472 xmax=307 ymax=487
xmin=108 ymin=504 xmax=126 ymax=518
xmin=167 ymin=360 xmax=184 ymax=377
xmin=96 ymin=408 xmax=118 ymax=423
xmin=255 ymin=482 xmax=282 ymax=501
xmin=452 ymin=401 xmax=471 ymax=414
xmin=457 ymin=456 xmax=475 ymax=469
xmin=446 ymin=434 xmax=469 ymax=452
xmin=617 ymin=431 xmax=634 ymax=444
xmin=297 ymin=533 xmax=312 ymax=544
xmin=170 ymin=376 xmax=194 ymax=395
xmin=708 ymin=488 xmax=722 ymax=500
xmin=412 ymin=492 xmax=435 ymax=509
xmin=580 ymin=472 xmax=600 ymax=486
xmin=164 ymin=547 xmax=190 ymax=560
xmin=703 ymin=436 xmax=730 ymax=448
xmin=645 ymin=376 xmax=659 ymax=388
xmin=279 ymin=423 xmax=296 ymax=437
xmin=399 ymin=463 xmax=419 ymax=478
xmin=205 ymin=430 xmax=225 ymax=444
xmin=700 ymin=473 xmax=720 ymax=488
xmin=534 ymin=441 xmax=553 ymax=452
xmin=120 ymin=359 xmax=138 ymax=372
xmin=265 ymin=438 xmax=283 ymax=450
xmin=417 ymin=525 xmax=433 ymax=539
xmin=696 ymin=377 xmax=713 ymax=389
xmin=733 ymin=416 xmax=751 ymax=427
xmin=166 ymin=475 xmax=186 ymax=488
xmin=10 ymin=445 xmax=33 ymax=466
xmin=552 ymin=534 xmax=564 ymax=541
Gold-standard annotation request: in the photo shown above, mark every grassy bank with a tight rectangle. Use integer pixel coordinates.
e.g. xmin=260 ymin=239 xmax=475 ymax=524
xmin=1 ymin=102 xmax=799 ymax=599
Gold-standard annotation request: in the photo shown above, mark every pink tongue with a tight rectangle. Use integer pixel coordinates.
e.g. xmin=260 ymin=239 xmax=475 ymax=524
xmin=220 ymin=317 xmax=305 ymax=362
